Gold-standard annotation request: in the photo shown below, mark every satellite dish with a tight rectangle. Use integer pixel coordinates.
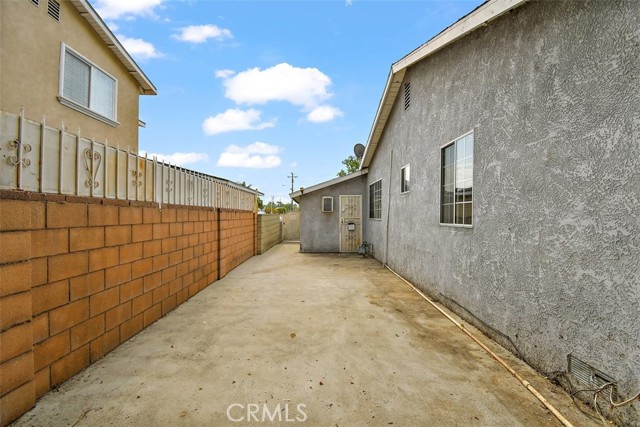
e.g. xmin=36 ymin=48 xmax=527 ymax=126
xmin=354 ymin=143 xmax=365 ymax=159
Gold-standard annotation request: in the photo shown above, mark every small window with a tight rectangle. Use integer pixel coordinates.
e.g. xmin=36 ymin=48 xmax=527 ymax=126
xmin=59 ymin=44 xmax=118 ymax=125
xmin=404 ymin=82 xmax=410 ymax=110
xmin=47 ymin=0 xmax=60 ymax=21
xmin=369 ymin=180 xmax=382 ymax=219
xmin=441 ymin=132 xmax=473 ymax=226
xmin=401 ymin=164 xmax=410 ymax=193
xmin=321 ymin=196 xmax=333 ymax=212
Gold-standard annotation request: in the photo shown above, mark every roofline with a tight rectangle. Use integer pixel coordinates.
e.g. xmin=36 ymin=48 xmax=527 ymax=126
xmin=360 ymin=0 xmax=528 ymax=169
xmin=70 ymin=0 xmax=158 ymax=95
xmin=290 ymin=169 xmax=368 ymax=202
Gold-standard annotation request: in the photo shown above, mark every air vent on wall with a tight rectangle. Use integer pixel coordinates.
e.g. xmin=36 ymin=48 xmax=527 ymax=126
xmin=568 ymin=354 xmax=617 ymax=401
xmin=321 ymin=196 xmax=333 ymax=213
xmin=48 ymin=0 xmax=60 ymax=21
xmin=30 ymin=0 xmax=40 ymax=6
xmin=404 ymin=82 xmax=410 ymax=110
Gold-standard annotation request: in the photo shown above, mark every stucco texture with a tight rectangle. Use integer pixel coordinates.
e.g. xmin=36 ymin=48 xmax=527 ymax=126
xmin=0 ymin=0 xmax=142 ymax=151
xmin=365 ymin=1 xmax=639 ymax=424
xmin=299 ymin=175 xmax=367 ymax=253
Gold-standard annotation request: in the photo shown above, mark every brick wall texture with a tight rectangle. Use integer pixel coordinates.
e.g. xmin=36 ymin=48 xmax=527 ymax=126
xmin=257 ymin=215 xmax=282 ymax=255
xmin=0 ymin=193 xmax=256 ymax=426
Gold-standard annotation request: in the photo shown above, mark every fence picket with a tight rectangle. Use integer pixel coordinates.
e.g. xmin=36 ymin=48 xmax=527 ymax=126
xmin=1 ymin=110 xmax=258 ymax=211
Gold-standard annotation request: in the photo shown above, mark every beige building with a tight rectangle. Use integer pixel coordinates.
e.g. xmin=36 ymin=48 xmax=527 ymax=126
xmin=0 ymin=0 xmax=156 ymax=152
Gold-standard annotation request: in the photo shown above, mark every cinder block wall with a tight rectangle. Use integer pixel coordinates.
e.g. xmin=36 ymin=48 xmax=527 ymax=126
xmin=0 ymin=192 xmax=256 ymax=426
xmin=219 ymin=210 xmax=257 ymax=274
xmin=257 ymin=215 xmax=282 ymax=254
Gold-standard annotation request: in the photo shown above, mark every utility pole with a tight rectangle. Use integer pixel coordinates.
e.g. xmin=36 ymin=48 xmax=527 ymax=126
xmin=287 ymin=172 xmax=298 ymax=210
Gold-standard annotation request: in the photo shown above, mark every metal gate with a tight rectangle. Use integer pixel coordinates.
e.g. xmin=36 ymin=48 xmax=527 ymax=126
xmin=339 ymin=195 xmax=362 ymax=253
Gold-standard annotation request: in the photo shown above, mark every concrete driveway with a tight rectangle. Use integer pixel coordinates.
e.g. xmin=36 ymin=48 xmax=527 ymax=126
xmin=13 ymin=243 xmax=599 ymax=427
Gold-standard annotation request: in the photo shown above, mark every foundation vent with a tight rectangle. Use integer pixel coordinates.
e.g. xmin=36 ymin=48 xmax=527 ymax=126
xmin=47 ymin=0 xmax=60 ymax=21
xmin=568 ymin=354 xmax=617 ymax=400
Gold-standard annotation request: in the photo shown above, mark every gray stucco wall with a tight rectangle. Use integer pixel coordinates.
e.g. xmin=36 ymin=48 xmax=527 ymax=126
xmin=365 ymin=1 xmax=639 ymax=424
xmin=299 ymin=175 xmax=367 ymax=252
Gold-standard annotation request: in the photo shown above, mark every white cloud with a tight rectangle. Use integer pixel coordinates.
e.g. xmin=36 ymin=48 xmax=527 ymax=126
xmin=306 ymin=105 xmax=343 ymax=123
xmin=94 ymin=0 xmax=163 ymax=20
xmin=222 ymin=63 xmax=333 ymax=109
xmin=215 ymin=69 xmax=236 ymax=79
xmin=117 ymin=35 xmax=162 ymax=60
xmin=346 ymin=0 xmax=353 ymax=5
xmin=217 ymin=143 xmax=281 ymax=169
xmin=139 ymin=151 xmax=209 ymax=166
xmin=202 ymin=109 xmax=276 ymax=135
xmin=173 ymin=25 xmax=232 ymax=43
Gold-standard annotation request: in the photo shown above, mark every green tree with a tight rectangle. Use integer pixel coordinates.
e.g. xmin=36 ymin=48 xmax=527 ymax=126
xmin=337 ymin=155 xmax=360 ymax=177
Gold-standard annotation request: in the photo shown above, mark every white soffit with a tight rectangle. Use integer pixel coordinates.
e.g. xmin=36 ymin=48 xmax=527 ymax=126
xmin=70 ymin=0 xmax=157 ymax=95
xmin=360 ymin=0 xmax=528 ymax=169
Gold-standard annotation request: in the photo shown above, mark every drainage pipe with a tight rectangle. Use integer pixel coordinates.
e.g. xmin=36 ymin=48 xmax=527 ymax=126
xmin=385 ymin=265 xmax=576 ymax=427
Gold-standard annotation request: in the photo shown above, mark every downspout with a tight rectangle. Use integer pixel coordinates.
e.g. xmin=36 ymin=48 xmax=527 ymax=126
xmin=385 ymin=265 xmax=576 ymax=427
xmin=383 ymin=149 xmax=393 ymax=267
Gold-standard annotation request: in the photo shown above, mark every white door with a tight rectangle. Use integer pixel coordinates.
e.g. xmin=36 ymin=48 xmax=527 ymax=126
xmin=339 ymin=195 xmax=362 ymax=253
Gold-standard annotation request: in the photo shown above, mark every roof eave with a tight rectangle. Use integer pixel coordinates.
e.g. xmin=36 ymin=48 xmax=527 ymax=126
xmin=70 ymin=0 xmax=158 ymax=95
xmin=360 ymin=68 xmax=405 ymax=169
xmin=361 ymin=0 xmax=529 ymax=169
xmin=291 ymin=168 xmax=369 ymax=203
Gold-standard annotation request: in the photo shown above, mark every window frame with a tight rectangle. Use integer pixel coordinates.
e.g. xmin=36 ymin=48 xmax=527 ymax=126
xmin=321 ymin=196 xmax=333 ymax=213
xmin=58 ymin=43 xmax=119 ymax=127
xmin=369 ymin=179 xmax=382 ymax=220
xmin=439 ymin=130 xmax=473 ymax=228
xmin=400 ymin=164 xmax=410 ymax=194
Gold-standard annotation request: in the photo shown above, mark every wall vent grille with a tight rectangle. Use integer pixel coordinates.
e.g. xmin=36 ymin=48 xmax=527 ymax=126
xmin=404 ymin=82 xmax=411 ymax=110
xmin=47 ymin=0 xmax=60 ymax=21
xmin=30 ymin=0 xmax=40 ymax=6
xmin=322 ymin=196 xmax=333 ymax=212
xmin=568 ymin=354 xmax=617 ymax=401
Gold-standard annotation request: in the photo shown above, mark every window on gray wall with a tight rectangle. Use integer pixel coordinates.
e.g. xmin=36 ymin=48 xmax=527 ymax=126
xmin=441 ymin=132 xmax=473 ymax=226
xmin=401 ymin=164 xmax=410 ymax=193
xmin=369 ymin=180 xmax=382 ymax=219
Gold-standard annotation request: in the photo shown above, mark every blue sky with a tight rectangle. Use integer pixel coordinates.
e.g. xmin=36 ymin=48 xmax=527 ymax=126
xmin=90 ymin=0 xmax=483 ymax=204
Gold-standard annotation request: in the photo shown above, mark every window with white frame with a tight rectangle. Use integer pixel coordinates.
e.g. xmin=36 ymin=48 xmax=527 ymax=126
xmin=441 ymin=132 xmax=473 ymax=226
xmin=59 ymin=44 xmax=117 ymax=125
xmin=321 ymin=196 xmax=333 ymax=212
xmin=401 ymin=164 xmax=410 ymax=193
xmin=369 ymin=180 xmax=382 ymax=219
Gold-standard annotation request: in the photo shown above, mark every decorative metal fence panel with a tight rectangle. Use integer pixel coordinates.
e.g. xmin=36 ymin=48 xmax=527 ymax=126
xmin=0 ymin=109 xmax=257 ymax=211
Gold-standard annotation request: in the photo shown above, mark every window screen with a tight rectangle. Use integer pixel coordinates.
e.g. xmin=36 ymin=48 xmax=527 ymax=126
xmin=61 ymin=46 xmax=117 ymax=122
xmin=441 ymin=132 xmax=473 ymax=225
xmin=369 ymin=180 xmax=382 ymax=219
